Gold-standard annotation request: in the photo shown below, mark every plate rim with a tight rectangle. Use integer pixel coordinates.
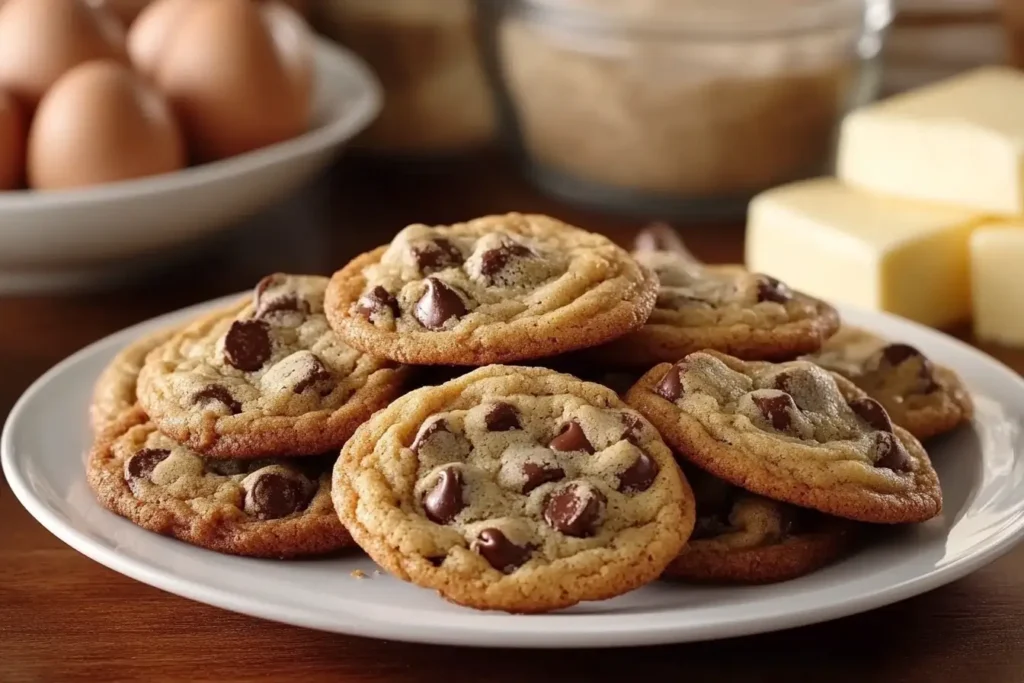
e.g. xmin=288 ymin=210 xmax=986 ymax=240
xmin=4 ymin=298 xmax=1024 ymax=648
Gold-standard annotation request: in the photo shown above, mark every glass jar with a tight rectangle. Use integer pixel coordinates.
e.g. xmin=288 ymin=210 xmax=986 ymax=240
xmin=313 ymin=0 xmax=496 ymax=155
xmin=479 ymin=0 xmax=892 ymax=219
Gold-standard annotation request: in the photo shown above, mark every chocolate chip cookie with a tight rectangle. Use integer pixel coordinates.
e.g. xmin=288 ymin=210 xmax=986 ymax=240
xmin=625 ymin=351 xmax=942 ymax=524
xmin=586 ymin=223 xmax=840 ymax=366
xmin=87 ymin=407 xmax=353 ymax=558
xmin=332 ymin=365 xmax=694 ymax=613
xmin=663 ymin=463 xmax=855 ymax=584
xmin=137 ymin=274 xmax=410 ymax=458
xmin=91 ymin=325 xmax=180 ymax=433
xmin=324 ymin=213 xmax=659 ymax=366
xmin=805 ymin=326 xmax=973 ymax=441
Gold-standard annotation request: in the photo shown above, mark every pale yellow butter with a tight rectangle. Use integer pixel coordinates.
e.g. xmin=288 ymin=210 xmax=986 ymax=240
xmin=970 ymin=223 xmax=1024 ymax=345
xmin=746 ymin=178 xmax=984 ymax=328
xmin=838 ymin=66 xmax=1024 ymax=214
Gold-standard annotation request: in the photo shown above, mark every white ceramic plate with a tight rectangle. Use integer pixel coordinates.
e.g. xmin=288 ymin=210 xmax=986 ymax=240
xmin=0 ymin=39 xmax=380 ymax=293
xmin=4 ymin=300 xmax=1024 ymax=648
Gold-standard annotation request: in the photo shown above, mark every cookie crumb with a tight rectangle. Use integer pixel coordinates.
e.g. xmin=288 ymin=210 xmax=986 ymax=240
xmin=351 ymin=569 xmax=368 ymax=579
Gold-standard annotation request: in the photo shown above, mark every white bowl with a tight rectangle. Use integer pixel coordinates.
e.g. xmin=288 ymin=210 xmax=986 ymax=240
xmin=0 ymin=38 xmax=381 ymax=293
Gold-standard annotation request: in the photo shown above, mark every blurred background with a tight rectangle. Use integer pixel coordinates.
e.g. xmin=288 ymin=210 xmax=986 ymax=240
xmin=0 ymin=0 xmax=1019 ymax=306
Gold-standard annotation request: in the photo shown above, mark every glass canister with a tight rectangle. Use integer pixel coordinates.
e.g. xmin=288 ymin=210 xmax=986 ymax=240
xmin=313 ymin=0 xmax=496 ymax=155
xmin=479 ymin=0 xmax=893 ymax=219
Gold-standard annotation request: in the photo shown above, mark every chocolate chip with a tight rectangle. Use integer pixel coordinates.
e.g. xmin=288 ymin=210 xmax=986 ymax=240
xmin=484 ymin=402 xmax=521 ymax=431
xmin=356 ymin=286 xmax=399 ymax=321
xmin=423 ymin=467 xmax=465 ymax=524
xmin=293 ymin=355 xmax=333 ymax=394
xmin=246 ymin=472 xmax=311 ymax=520
xmin=882 ymin=343 xmax=924 ymax=366
xmin=223 ymin=320 xmax=272 ymax=372
xmin=543 ymin=483 xmax=606 ymax=537
xmin=412 ymin=238 xmax=463 ymax=274
xmin=521 ymin=462 xmax=565 ymax=494
xmin=655 ymin=364 xmax=684 ymax=401
xmin=125 ymin=448 xmax=170 ymax=482
xmin=756 ymin=275 xmax=793 ymax=304
xmin=255 ymin=294 xmax=309 ymax=322
xmin=634 ymin=222 xmax=689 ymax=255
xmin=252 ymin=273 xmax=287 ymax=305
xmin=414 ymin=278 xmax=467 ymax=330
xmin=752 ymin=393 xmax=798 ymax=432
xmin=850 ymin=397 xmax=893 ymax=433
xmin=411 ymin=417 xmax=449 ymax=453
xmin=618 ymin=452 xmax=659 ymax=492
xmin=875 ymin=432 xmax=912 ymax=472
xmin=475 ymin=528 xmax=532 ymax=573
xmin=619 ymin=412 xmax=644 ymax=443
xmin=192 ymin=384 xmax=242 ymax=414
xmin=479 ymin=242 xmax=534 ymax=280
xmin=549 ymin=420 xmax=594 ymax=453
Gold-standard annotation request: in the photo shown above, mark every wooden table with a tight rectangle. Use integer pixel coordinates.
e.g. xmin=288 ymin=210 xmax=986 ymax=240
xmin=3 ymin=154 xmax=1023 ymax=683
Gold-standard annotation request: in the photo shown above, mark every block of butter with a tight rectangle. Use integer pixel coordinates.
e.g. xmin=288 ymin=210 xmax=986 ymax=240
xmin=838 ymin=66 xmax=1024 ymax=214
xmin=746 ymin=177 xmax=983 ymax=328
xmin=971 ymin=223 xmax=1024 ymax=346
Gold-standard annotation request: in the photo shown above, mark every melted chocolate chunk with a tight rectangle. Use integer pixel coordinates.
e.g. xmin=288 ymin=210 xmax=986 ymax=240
xmin=479 ymin=242 xmax=534 ymax=280
xmin=412 ymin=238 xmax=463 ymax=274
xmin=414 ymin=278 xmax=467 ymax=330
xmin=423 ymin=467 xmax=465 ymax=524
xmin=484 ymin=402 xmax=521 ymax=431
xmin=223 ymin=320 xmax=272 ymax=372
xmin=619 ymin=412 xmax=644 ymax=443
xmin=755 ymin=275 xmax=793 ymax=304
xmin=192 ymin=384 xmax=242 ymax=414
xmin=849 ymin=397 xmax=893 ymax=433
xmin=521 ymin=462 xmax=566 ymax=494
xmin=293 ymin=355 xmax=333 ymax=394
xmin=875 ymin=432 xmax=912 ymax=472
xmin=752 ymin=393 xmax=798 ymax=432
xmin=618 ymin=452 xmax=659 ymax=492
xmin=246 ymin=472 xmax=311 ymax=520
xmin=881 ymin=343 xmax=925 ymax=366
xmin=549 ymin=420 xmax=594 ymax=453
xmin=252 ymin=273 xmax=287 ymax=305
xmin=543 ymin=483 xmax=605 ymax=537
xmin=655 ymin=364 xmax=684 ymax=401
xmin=356 ymin=286 xmax=399 ymax=320
xmin=125 ymin=448 xmax=170 ymax=483
xmin=255 ymin=294 xmax=309 ymax=322
xmin=411 ymin=417 xmax=450 ymax=453
xmin=475 ymin=528 xmax=532 ymax=573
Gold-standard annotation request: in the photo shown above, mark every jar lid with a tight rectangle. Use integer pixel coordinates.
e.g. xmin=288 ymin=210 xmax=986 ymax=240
xmin=512 ymin=0 xmax=892 ymax=37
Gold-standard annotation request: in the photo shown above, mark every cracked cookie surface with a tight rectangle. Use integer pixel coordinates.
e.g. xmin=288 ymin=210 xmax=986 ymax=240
xmin=87 ymin=407 xmax=353 ymax=558
xmin=137 ymin=274 xmax=409 ymax=458
xmin=663 ymin=463 xmax=855 ymax=583
xmin=324 ymin=213 xmax=659 ymax=365
xmin=587 ymin=224 xmax=839 ymax=366
xmin=805 ymin=326 xmax=973 ymax=441
xmin=332 ymin=365 xmax=694 ymax=613
xmin=626 ymin=351 xmax=942 ymax=524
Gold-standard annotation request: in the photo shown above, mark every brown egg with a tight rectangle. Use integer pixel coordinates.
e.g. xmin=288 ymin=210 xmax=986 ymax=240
xmin=0 ymin=89 xmax=26 ymax=190
xmin=127 ymin=0 xmax=197 ymax=77
xmin=0 ymin=0 xmax=127 ymax=109
xmin=28 ymin=60 xmax=185 ymax=190
xmin=154 ymin=0 xmax=312 ymax=161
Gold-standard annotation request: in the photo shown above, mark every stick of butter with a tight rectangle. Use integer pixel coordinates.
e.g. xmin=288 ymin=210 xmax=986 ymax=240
xmin=746 ymin=177 xmax=984 ymax=328
xmin=838 ymin=66 xmax=1024 ymax=214
xmin=971 ymin=223 xmax=1024 ymax=345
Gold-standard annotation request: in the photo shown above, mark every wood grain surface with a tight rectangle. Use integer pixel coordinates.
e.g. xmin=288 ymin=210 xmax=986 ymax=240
xmin=2 ymin=153 xmax=1023 ymax=683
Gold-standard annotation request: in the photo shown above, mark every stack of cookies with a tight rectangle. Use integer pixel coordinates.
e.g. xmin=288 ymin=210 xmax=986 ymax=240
xmin=87 ymin=213 xmax=973 ymax=614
